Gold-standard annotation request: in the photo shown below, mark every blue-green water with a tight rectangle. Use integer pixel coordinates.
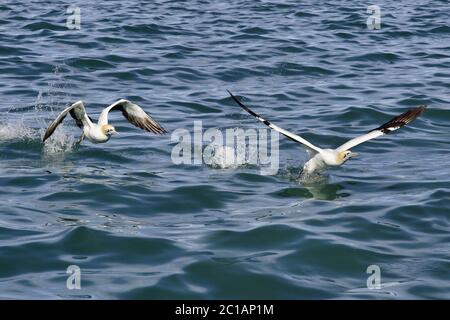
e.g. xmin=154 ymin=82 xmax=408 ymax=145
xmin=0 ymin=0 xmax=449 ymax=299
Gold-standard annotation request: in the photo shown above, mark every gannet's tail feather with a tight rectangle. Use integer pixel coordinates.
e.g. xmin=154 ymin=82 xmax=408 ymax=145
xmin=227 ymin=90 xmax=322 ymax=153
xmin=337 ymin=105 xmax=426 ymax=151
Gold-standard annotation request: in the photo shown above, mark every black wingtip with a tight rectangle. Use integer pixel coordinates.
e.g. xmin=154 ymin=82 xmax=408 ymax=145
xmin=226 ymin=90 xmax=258 ymax=117
xmin=226 ymin=89 xmax=237 ymax=102
xmin=227 ymin=89 xmax=241 ymax=102
xmin=375 ymin=104 xmax=427 ymax=134
xmin=227 ymin=89 xmax=242 ymax=106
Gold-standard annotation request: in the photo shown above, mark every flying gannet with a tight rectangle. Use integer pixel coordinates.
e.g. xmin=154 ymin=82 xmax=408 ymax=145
xmin=43 ymin=99 xmax=167 ymax=143
xmin=227 ymin=90 xmax=426 ymax=175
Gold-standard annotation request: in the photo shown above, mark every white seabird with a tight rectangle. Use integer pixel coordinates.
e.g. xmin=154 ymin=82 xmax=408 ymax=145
xmin=43 ymin=99 xmax=167 ymax=144
xmin=227 ymin=90 xmax=426 ymax=175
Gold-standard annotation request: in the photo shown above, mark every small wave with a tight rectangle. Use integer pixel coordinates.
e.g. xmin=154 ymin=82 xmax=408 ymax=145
xmin=23 ymin=21 xmax=66 ymax=32
xmin=273 ymin=62 xmax=337 ymax=76
xmin=66 ymin=58 xmax=115 ymax=70
xmin=345 ymin=52 xmax=401 ymax=63
xmin=170 ymin=100 xmax=220 ymax=114
xmin=241 ymin=27 xmax=271 ymax=35
xmin=427 ymin=25 xmax=450 ymax=34
xmin=214 ymin=67 xmax=266 ymax=82
xmin=346 ymin=279 xmax=418 ymax=297
xmin=294 ymin=11 xmax=318 ymax=18
xmin=123 ymin=23 xmax=185 ymax=36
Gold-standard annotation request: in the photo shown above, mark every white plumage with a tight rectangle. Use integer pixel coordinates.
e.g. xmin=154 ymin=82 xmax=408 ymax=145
xmin=227 ymin=90 xmax=426 ymax=176
xmin=43 ymin=99 xmax=166 ymax=144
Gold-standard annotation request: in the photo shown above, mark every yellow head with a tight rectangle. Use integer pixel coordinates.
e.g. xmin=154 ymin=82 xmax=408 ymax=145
xmin=101 ymin=124 xmax=117 ymax=136
xmin=336 ymin=150 xmax=357 ymax=164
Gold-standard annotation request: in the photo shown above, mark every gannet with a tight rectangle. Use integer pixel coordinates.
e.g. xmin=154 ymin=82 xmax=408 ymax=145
xmin=227 ymin=90 xmax=426 ymax=175
xmin=43 ymin=99 xmax=167 ymax=143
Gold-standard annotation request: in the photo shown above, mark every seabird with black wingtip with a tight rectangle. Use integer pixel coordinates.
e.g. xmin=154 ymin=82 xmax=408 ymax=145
xmin=227 ymin=90 xmax=426 ymax=175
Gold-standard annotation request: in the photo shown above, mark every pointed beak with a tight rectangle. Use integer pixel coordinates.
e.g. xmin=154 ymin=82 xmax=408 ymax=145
xmin=349 ymin=152 xmax=359 ymax=158
xmin=111 ymin=130 xmax=118 ymax=135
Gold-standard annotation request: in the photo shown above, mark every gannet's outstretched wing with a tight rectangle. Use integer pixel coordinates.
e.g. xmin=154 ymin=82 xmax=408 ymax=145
xmin=336 ymin=105 xmax=426 ymax=151
xmin=98 ymin=99 xmax=166 ymax=134
xmin=43 ymin=100 xmax=88 ymax=142
xmin=227 ymin=90 xmax=322 ymax=153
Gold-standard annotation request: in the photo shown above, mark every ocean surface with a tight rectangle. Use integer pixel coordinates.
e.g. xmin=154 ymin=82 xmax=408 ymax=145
xmin=0 ymin=0 xmax=449 ymax=299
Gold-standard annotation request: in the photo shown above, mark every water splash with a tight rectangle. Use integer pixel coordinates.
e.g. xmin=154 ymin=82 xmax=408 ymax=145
xmin=203 ymin=144 xmax=259 ymax=170
xmin=0 ymin=118 xmax=35 ymax=141
xmin=0 ymin=64 xmax=79 ymax=154
xmin=204 ymin=145 xmax=240 ymax=169
xmin=0 ymin=117 xmax=77 ymax=154
xmin=275 ymin=163 xmax=330 ymax=184
xmin=41 ymin=128 xmax=77 ymax=154
xmin=298 ymin=170 xmax=330 ymax=184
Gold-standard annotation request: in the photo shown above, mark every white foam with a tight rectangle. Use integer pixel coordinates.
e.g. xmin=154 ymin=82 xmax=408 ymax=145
xmin=0 ymin=118 xmax=35 ymax=141
xmin=1 ymin=65 xmax=79 ymax=154
xmin=41 ymin=127 xmax=77 ymax=154
xmin=204 ymin=145 xmax=251 ymax=169
xmin=0 ymin=118 xmax=77 ymax=155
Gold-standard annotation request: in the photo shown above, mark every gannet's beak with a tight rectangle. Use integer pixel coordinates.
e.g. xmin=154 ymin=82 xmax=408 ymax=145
xmin=349 ymin=152 xmax=359 ymax=158
xmin=111 ymin=130 xmax=118 ymax=135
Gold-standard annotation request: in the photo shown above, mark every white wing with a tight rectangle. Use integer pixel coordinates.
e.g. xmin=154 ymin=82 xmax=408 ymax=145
xmin=98 ymin=99 xmax=166 ymax=134
xmin=43 ymin=101 xmax=89 ymax=142
xmin=336 ymin=105 xmax=426 ymax=151
xmin=227 ymin=90 xmax=322 ymax=153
